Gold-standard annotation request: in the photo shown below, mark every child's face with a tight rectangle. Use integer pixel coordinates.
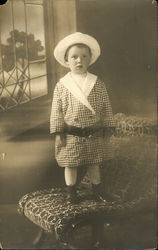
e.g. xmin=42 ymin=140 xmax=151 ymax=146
xmin=65 ymin=45 xmax=91 ymax=74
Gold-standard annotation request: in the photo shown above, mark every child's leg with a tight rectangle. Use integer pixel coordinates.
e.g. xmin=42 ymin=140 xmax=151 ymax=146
xmin=64 ymin=167 xmax=78 ymax=204
xmin=87 ymin=164 xmax=106 ymax=202
xmin=87 ymin=165 xmax=105 ymax=246
xmin=87 ymin=164 xmax=101 ymax=185
xmin=64 ymin=167 xmax=77 ymax=186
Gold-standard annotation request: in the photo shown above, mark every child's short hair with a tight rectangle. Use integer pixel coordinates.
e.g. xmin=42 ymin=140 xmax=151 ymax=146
xmin=64 ymin=43 xmax=92 ymax=62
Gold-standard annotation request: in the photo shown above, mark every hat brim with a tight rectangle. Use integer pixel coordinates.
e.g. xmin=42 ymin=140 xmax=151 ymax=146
xmin=54 ymin=32 xmax=101 ymax=68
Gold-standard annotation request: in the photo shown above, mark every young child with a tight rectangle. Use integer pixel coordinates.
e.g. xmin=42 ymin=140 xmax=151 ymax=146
xmin=50 ymin=32 xmax=115 ymax=204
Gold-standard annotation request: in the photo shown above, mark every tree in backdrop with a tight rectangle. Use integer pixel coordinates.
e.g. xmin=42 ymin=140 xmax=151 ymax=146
xmin=1 ymin=29 xmax=44 ymax=101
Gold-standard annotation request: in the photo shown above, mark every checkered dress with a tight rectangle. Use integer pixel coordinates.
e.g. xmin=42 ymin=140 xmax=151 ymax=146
xmin=50 ymin=76 xmax=115 ymax=168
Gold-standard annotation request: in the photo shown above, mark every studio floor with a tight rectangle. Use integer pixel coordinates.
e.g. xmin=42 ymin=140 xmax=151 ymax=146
xmin=0 ymin=203 xmax=156 ymax=249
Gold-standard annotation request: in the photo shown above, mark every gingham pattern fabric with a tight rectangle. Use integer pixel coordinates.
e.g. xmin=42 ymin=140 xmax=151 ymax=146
xmin=50 ymin=76 xmax=115 ymax=168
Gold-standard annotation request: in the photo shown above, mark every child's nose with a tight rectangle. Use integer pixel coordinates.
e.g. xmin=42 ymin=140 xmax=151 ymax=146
xmin=76 ymin=57 xmax=82 ymax=63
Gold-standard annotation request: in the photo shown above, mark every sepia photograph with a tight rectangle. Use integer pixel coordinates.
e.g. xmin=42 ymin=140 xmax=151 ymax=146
xmin=0 ymin=0 xmax=157 ymax=249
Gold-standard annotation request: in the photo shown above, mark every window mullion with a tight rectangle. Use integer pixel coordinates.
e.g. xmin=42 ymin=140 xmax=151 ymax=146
xmin=24 ymin=0 xmax=31 ymax=100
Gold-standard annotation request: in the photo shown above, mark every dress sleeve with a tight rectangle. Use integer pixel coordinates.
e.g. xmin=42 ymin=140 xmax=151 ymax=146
xmin=101 ymin=81 xmax=116 ymax=128
xmin=50 ymin=83 xmax=65 ymax=135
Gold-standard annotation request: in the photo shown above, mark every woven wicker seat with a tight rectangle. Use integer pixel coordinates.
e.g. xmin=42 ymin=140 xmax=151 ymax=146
xmin=18 ymin=186 xmax=155 ymax=248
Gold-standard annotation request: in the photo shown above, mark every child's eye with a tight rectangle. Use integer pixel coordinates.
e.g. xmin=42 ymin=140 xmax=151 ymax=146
xmin=72 ymin=55 xmax=77 ymax=59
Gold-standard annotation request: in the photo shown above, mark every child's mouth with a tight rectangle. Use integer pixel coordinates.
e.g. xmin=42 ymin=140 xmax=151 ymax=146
xmin=76 ymin=65 xmax=82 ymax=69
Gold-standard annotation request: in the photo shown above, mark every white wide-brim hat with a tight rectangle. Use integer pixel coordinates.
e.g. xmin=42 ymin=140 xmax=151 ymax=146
xmin=54 ymin=32 xmax=101 ymax=68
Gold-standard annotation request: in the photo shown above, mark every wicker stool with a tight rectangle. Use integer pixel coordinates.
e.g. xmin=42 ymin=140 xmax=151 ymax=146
xmin=18 ymin=186 xmax=155 ymax=249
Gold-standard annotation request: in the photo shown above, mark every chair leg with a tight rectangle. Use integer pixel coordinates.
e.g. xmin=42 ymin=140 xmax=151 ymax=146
xmin=32 ymin=228 xmax=45 ymax=247
xmin=0 ymin=241 xmax=3 ymax=249
xmin=54 ymin=229 xmax=76 ymax=250
xmin=92 ymin=219 xmax=104 ymax=249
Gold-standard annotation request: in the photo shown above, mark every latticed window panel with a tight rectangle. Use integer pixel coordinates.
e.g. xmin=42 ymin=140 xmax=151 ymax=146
xmin=0 ymin=0 xmax=48 ymax=111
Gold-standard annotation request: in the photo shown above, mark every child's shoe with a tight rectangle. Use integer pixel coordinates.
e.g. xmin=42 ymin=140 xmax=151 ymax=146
xmin=92 ymin=184 xmax=118 ymax=203
xmin=66 ymin=186 xmax=79 ymax=204
xmin=92 ymin=183 xmax=107 ymax=203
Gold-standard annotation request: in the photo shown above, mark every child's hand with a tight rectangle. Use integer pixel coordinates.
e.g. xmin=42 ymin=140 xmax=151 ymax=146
xmin=55 ymin=133 xmax=66 ymax=147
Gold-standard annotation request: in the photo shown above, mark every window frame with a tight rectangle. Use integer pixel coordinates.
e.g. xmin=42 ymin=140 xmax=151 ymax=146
xmin=0 ymin=0 xmax=54 ymax=112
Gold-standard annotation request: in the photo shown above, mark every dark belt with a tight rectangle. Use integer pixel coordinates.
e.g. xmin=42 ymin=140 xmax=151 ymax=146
xmin=64 ymin=124 xmax=105 ymax=137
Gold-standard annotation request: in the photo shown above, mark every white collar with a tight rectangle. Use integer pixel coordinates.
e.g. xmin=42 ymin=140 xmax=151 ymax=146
xmin=70 ymin=73 xmax=87 ymax=93
xmin=60 ymin=72 xmax=97 ymax=114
